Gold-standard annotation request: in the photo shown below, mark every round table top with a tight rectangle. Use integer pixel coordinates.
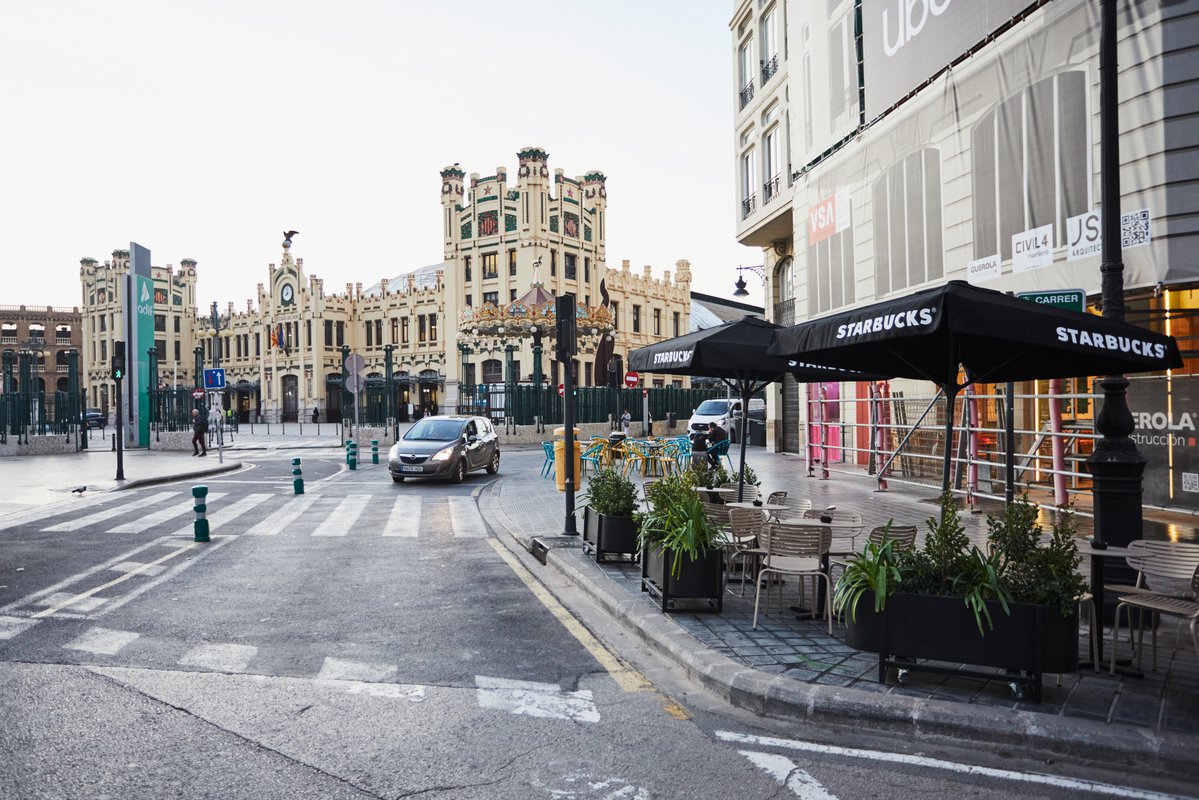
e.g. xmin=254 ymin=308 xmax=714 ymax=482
xmin=726 ymin=502 xmax=789 ymax=511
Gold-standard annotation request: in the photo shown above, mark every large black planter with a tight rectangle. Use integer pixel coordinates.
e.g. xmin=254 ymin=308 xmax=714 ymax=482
xmin=641 ymin=546 xmax=724 ymax=613
xmin=843 ymin=591 xmax=1079 ymax=702
xmin=582 ymin=507 xmax=638 ymax=563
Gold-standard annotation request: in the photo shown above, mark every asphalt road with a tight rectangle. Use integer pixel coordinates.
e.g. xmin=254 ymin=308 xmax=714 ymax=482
xmin=0 ymin=448 xmax=1190 ymax=799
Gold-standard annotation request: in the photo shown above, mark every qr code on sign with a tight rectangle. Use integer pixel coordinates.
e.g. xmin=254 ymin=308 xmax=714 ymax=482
xmin=1121 ymin=208 xmax=1151 ymax=248
xmin=1183 ymin=472 xmax=1199 ymax=493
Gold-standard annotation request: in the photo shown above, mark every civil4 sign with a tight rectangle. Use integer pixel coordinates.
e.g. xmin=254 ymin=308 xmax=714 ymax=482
xmin=624 ymin=371 xmax=639 ymax=388
xmin=203 ymin=368 xmax=227 ymax=390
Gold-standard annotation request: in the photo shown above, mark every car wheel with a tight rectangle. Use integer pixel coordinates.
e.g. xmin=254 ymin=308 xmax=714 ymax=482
xmin=485 ymin=451 xmax=500 ymax=475
xmin=392 ymin=476 xmax=405 ymax=483
xmin=450 ymin=459 xmax=466 ymax=483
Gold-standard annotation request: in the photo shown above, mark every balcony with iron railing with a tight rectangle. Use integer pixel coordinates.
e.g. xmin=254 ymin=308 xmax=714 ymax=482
xmin=763 ymin=174 xmax=781 ymax=204
xmin=761 ymin=54 xmax=778 ymax=84
xmin=772 ymin=297 xmax=795 ymax=326
xmin=741 ymin=193 xmax=757 ymax=219
xmin=739 ymin=80 xmax=755 ymax=109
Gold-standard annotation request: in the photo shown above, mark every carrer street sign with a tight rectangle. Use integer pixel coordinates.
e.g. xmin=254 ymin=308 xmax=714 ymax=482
xmin=1016 ymin=289 xmax=1086 ymax=313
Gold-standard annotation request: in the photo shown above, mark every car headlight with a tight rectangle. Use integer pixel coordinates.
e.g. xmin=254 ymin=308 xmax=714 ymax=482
xmin=430 ymin=445 xmax=456 ymax=462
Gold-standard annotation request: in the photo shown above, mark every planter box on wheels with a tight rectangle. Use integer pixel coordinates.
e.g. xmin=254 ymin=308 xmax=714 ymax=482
xmin=641 ymin=546 xmax=724 ymax=613
xmin=582 ymin=507 xmax=639 ymax=563
xmin=843 ymin=591 xmax=1079 ymax=702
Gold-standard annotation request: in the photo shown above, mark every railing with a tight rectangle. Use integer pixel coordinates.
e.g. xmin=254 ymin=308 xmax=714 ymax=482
xmin=0 ymin=389 xmax=84 ymax=442
xmin=459 ymin=384 xmax=729 ymax=427
xmin=772 ymin=298 xmax=795 ymax=326
xmin=761 ymin=54 xmax=779 ymax=84
xmin=741 ymin=194 xmax=757 ymax=218
xmin=739 ymin=80 xmax=755 ymax=109
xmin=763 ymin=174 xmax=781 ymax=204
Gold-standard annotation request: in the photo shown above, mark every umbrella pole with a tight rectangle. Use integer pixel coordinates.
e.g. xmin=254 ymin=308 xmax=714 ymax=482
xmin=736 ymin=384 xmax=751 ymax=503
xmin=942 ymin=385 xmax=957 ymax=495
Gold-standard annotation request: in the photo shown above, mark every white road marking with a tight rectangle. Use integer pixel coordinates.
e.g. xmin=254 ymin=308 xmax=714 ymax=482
xmin=0 ymin=492 xmax=125 ymax=532
xmin=34 ymin=592 xmax=109 ymax=613
xmin=317 ymin=657 xmax=397 ymax=683
xmin=244 ymin=495 xmax=317 ymax=536
xmin=42 ymin=491 xmax=179 ymax=531
xmin=107 ymin=492 xmax=227 ymax=533
xmin=33 ymin=544 xmax=198 ymax=618
xmin=740 ymin=751 xmax=837 ymax=799
xmin=311 ymin=495 xmax=371 ymax=537
xmin=314 ymin=678 xmax=426 ymax=701
xmin=448 ymin=496 xmax=489 ymax=538
xmin=381 ymin=496 xmax=422 ymax=537
xmin=64 ymin=627 xmax=139 ymax=655
xmin=107 ymin=561 xmax=166 ymax=576
xmin=179 ymin=643 xmax=257 ymax=673
xmin=0 ymin=616 xmax=39 ymax=640
xmin=715 ymin=732 xmax=1184 ymax=800
xmin=474 ymin=675 xmax=600 ymax=723
xmin=170 ymin=493 xmax=273 ymax=536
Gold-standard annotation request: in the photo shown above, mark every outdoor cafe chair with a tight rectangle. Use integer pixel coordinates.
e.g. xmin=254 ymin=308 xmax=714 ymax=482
xmin=719 ymin=482 xmax=759 ymax=502
xmin=540 ymin=441 xmax=555 ymax=479
xmin=1111 ymin=564 xmax=1199 ymax=675
xmin=618 ymin=440 xmax=646 ymax=478
xmin=752 ymin=522 xmax=833 ymax=633
xmin=828 ymin=524 xmax=918 ymax=582
xmin=1106 ymin=540 xmax=1199 ymax=600
xmin=801 ymin=508 xmax=865 ymax=553
xmin=765 ymin=491 xmax=787 ymax=506
xmin=707 ymin=438 xmax=734 ymax=470
xmin=580 ymin=441 xmax=607 ymax=476
xmin=727 ymin=506 xmax=768 ymax=595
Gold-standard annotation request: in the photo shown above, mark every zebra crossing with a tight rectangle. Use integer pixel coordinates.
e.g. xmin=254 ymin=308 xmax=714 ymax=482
xmin=26 ymin=489 xmax=492 ymax=539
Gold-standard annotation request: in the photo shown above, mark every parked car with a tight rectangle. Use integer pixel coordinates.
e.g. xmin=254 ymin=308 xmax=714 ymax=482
xmin=687 ymin=398 xmax=764 ymax=443
xmin=388 ymin=415 xmax=500 ymax=484
xmin=84 ymin=408 xmax=106 ymax=429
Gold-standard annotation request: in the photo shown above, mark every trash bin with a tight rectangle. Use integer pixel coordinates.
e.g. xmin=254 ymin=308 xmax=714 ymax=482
xmin=666 ymin=412 xmax=677 ymax=430
xmin=553 ymin=426 xmax=582 ymax=491
xmin=749 ymin=419 xmax=766 ymax=447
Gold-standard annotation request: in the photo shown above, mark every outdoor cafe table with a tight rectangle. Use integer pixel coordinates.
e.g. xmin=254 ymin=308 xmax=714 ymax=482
xmin=725 ymin=502 xmax=789 ymax=521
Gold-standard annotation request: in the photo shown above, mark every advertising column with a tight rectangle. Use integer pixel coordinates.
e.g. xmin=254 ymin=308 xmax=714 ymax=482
xmin=125 ymin=242 xmax=154 ymax=447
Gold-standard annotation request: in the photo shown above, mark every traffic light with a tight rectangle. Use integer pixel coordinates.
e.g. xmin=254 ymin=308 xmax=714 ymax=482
xmin=554 ymin=294 xmax=576 ymax=363
xmin=112 ymin=340 xmax=126 ymax=381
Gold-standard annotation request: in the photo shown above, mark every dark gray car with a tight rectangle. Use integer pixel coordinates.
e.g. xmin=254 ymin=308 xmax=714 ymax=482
xmin=388 ymin=415 xmax=500 ymax=484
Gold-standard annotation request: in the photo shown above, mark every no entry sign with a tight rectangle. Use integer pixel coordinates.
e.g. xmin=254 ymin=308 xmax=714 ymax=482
xmin=624 ymin=371 xmax=639 ymax=388
xmin=557 ymin=383 xmax=565 ymax=397
xmin=191 ymin=388 xmax=205 ymax=400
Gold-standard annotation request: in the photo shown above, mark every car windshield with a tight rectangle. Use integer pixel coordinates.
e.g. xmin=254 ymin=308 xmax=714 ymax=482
xmin=695 ymin=400 xmax=731 ymax=416
xmin=403 ymin=419 xmax=464 ymax=442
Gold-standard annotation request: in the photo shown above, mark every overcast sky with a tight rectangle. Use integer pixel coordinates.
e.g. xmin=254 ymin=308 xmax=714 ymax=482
xmin=1 ymin=1 xmax=764 ymax=313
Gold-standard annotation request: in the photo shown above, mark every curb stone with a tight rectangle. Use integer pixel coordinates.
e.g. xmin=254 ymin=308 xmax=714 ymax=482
xmin=115 ymin=461 xmax=243 ymax=491
xmin=480 ymin=478 xmax=1199 ymax=781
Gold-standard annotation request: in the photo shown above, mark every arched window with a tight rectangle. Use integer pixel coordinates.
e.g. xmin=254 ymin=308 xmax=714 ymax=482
xmin=481 ymin=359 xmax=502 ymax=385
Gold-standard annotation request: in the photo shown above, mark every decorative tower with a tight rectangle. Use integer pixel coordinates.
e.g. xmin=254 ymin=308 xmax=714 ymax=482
xmin=440 ymin=164 xmax=465 ymax=259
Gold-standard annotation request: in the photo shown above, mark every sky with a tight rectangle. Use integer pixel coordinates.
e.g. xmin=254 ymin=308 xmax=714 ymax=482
xmin=1 ymin=0 xmax=764 ymax=313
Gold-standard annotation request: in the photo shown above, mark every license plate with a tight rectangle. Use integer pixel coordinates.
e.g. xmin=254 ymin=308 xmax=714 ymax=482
xmin=400 ymin=465 xmax=424 ymax=473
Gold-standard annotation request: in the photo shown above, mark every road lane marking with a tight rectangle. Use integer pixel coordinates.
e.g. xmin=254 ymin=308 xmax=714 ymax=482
xmin=475 ymin=675 xmax=600 ymax=723
xmin=486 ymin=538 xmax=651 ymax=694
xmin=740 ymin=751 xmax=837 ymax=799
xmin=714 ymin=732 xmax=1184 ymax=800
xmin=312 ymin=495 xmax=371 ymax=537
xmin=34 ymin=592 xmax=108 ymax=613
xmin=64 ymin=627 xmax=140 ymax=655
xmin=0 ymin=616 xmax=40 ymax=639
xmin=381 ymin=496 xmax=422 ymax=537
xmin=0 ymin=492 xmax=125 ymax=532
xmin=107 ymin=561 xmax=167 ymax=576
xmin=317 ymin=657 xmax=397 ymax=683
xmin=179 ymin=643 xmax=258 ymax=673
xmin=245 ymin=495 xmax=317 ymax=535
xmin=314 ymin=679 xmax=426 ymax=701
xmin=448 ymin=496 xmax=489 ymax=538
xmin=42 ymin=491 xmax=179 ymax=531
xmin=32 ymin=544 xmax=198 ymax=618
xmin=108 ymin=492 xmax=227 ymax=533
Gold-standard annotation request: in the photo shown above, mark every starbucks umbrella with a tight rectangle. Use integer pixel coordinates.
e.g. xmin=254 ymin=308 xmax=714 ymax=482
xmin=768 ymin=280 xmax=1183 ymax=491
xmin=628 ymin=316 xmax=881 ymax=502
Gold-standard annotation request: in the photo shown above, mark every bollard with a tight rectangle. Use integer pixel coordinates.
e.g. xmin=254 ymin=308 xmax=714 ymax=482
xmin=192 ymin=485 xmax=210 ymax=542
xmin=371 ymin=439 xmax=379 ymax=465
xmin=292 ymin=457 xmax=305 ymax=494
xmin=345 ymin=439 xmax=353 ymax=466
xmin=348 ymin=440 xmax=358 ymax=471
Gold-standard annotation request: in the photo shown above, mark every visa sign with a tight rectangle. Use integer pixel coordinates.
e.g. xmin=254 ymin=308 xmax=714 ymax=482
xmin=808 ymin=190 xmax=852 ymax=245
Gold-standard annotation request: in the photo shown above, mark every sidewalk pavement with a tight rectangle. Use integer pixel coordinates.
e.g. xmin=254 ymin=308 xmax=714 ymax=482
xmin=480 ymin=446 xmax=1199 ymax=781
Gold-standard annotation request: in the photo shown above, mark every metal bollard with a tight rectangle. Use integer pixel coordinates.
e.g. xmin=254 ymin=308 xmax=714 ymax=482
xmin=292 ymin=457 xmax=304 ymax=494
xmin=348 ymin=440 xmax=358 ymax=471
xmin=192 ymin=485 xmax=210 ymax=542
xmin=345 ymin=439 xmax=353 ymax=466
xmin=371 ymin=439 xmax=379 ymax=465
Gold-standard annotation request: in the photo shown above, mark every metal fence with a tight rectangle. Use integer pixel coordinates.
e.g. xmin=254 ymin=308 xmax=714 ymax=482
xmin=458 ymin=384 xmax=729 ymax=427
xmin=149 ymin=388 xmax=203 ymax=434
xmin=0 ymin=390 xmax=84 ymax=444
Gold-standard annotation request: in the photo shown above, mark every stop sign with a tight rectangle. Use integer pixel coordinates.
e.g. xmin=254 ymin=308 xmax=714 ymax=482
xmin=624 ymin=371 xmax=639 ymax=388
xmin=191 ymin=388 xmax=205 ymax=400
xmin=557 ymin=383 xmax=565 ymax=397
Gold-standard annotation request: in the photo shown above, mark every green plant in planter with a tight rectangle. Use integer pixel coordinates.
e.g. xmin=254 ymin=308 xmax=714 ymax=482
xmin=580 ymin=468 xmax=639 ymax=516
xmin=638 ymin=472 xmax=720 ymax=578
xmin=987 ymin=493 xmax=1086 ymax=617
xmin=832 ymin=525 xmax=903 ymax=621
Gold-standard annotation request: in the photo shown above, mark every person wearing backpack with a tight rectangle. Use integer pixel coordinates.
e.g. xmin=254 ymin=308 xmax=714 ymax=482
xmin=191 ymin=408 xmax=208 ymax=456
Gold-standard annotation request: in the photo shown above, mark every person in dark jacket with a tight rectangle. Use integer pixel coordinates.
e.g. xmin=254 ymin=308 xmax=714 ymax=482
xmin=706 ymin=421 xmax=727 ymax=468
xmin=191 ymin=409 xmax=208 ymax=456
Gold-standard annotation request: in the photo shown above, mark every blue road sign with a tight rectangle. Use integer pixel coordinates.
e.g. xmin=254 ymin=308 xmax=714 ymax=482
xmin=203 ymin=368 xmax=227 ymax=390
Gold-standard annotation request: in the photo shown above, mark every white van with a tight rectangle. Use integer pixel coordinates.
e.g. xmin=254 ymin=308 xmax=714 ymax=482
xmin=688 ymin=398 xmax=765 ymax=443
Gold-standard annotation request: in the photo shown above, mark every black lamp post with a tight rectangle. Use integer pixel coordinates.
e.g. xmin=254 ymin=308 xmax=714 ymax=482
xmin=733 ymin=265 xmax=765 ymax=298
xmin=1087 ymin=0 xmax=1144 ymax=554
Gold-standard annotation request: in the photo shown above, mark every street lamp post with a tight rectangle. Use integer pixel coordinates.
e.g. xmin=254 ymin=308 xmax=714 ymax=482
xmin=732 ymin=265 xmax=765 ymax=298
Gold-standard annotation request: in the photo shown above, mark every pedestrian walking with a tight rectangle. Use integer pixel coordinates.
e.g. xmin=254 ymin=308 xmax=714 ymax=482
xmin=191 ymin=409 xmax=208 ymax=456
xmin=312 ymin=406 xmax=320 ymax=424
xmin=620 ymin=408 xmax=631 ymax=438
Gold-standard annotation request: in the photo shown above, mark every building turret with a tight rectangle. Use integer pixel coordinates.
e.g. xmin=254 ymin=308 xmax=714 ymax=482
xmin=440 ymin=164 xmax=465 ymax=256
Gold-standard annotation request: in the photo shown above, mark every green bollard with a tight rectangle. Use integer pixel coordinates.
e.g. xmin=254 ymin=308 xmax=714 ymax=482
xmin=292 ymin=457 xmax=305 ymax=494
xmin=192 ymin=485 xmax=210 ymax=542
xmin=345 ymin=439 xmax=353 ymax=465
xmin=371 ymin=439 xmax=379 ymax=465
xmin=348 ymin=440 xmax=358 ymax=471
